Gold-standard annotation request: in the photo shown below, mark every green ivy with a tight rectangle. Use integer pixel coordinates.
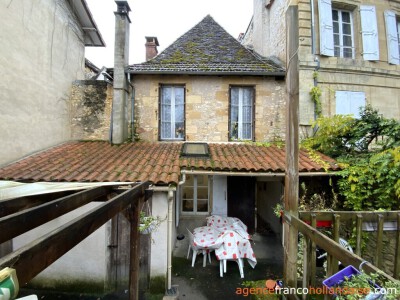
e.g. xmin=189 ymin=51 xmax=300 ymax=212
xmin=310 ymin=86 xmax=322 ymax=118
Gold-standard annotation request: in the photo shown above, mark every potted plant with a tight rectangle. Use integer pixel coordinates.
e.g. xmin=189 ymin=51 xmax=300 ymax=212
xmin=139 ymin=211 xmax=164 ymax=234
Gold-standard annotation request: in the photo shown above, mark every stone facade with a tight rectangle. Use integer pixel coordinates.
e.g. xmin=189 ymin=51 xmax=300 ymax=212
xmin=297 ymin=0 xmax=400 ymax=135
xmin=132 ymin=75 xmax=286 ymax=143
xmin=245 ymin=0 xmax=400 ymax=138
xmin=70 ymin=81 xmax=113 ymax=141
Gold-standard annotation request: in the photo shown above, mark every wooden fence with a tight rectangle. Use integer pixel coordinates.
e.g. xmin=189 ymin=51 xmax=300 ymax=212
xmin=283 ymin=211 xmax=399 ymax=299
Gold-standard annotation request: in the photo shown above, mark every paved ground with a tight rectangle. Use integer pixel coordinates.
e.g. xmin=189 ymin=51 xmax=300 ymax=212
xmin=171 ymin=232 xmax=284 ymax=299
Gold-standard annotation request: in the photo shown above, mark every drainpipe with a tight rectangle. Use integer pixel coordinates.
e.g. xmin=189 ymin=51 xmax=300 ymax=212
xmin=175 ymin=173 xmax=186 ymax=227
xmin=125 ymin=72 xmax=135 ymax=142
xmin=166 ymin=186 xmax=174 ymax=291
xmin=310 ymin=0 xmax=316 ymax=55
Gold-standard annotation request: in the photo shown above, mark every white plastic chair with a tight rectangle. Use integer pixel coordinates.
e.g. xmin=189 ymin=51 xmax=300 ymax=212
xmin=186 ymin=228 xmax=211 ymax=267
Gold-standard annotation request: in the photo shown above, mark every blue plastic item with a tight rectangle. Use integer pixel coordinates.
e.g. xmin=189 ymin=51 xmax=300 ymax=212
xmin=323 ymin=265 xmax=361 ymax=289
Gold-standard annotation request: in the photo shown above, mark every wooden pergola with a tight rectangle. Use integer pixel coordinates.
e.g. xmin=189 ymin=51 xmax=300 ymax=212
xmin=0 ymin=182 xmax=152 ymax=300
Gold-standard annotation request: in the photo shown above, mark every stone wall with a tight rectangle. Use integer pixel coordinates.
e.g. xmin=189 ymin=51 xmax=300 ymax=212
xmin=70 ymin=80 xmax=113 ymax=141
xmin=297 ymin=0 xmax=400 ymax=135
xmin=132 ymin=75 xmax=286 ymax=142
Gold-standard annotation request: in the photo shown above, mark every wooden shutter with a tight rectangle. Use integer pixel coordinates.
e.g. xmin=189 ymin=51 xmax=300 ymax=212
xmin=384 ymin=10 xmax=400 ymax=65
xmin=360 ymin=6 xmax=379 ymax=61
xmin=318 ymin=0 xmax=334 ymax=56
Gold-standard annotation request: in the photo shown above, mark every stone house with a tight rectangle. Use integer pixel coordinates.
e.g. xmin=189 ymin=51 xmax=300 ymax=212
xmin=0 ymin=0 xmax=105 ymax=166
xmin=242 ymin=0 xmax=400 ymax=138
xmin=0 ymin=1 xmax=343 ymax=296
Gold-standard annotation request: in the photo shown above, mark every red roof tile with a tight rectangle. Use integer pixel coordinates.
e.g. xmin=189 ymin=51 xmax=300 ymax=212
xmin=0 ymin=141 xmax=340 ymax=185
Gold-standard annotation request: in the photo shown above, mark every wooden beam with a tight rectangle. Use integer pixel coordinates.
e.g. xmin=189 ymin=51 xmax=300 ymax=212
xmin=299 ymin=211 xmax=400 ymax=222
xmin=0 ymin=182 xmax=150 ymax=285
xmin=286 ymin=214 xmax=396 ymax=282
xmin=331 ymin=214 xmax=340 ymax=274
xmin=284 ymin=4 xmax=300 ymax=290
xmin=0 ymin=186 xmax=109 ymax=244
xmin=0 ymin=196 xmax=56 ymax=218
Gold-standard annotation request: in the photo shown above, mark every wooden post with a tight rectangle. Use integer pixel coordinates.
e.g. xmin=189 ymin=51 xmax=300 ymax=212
xmin=331 ymin=214 xmax=340 ymax=274
xmin=129 ymin=196 xmax=142 ymax=300
xmin=394 ymin=213 xmax=400 ymax=279
xmin=355 ymin=214 xmax=363 ymax=256
xmin=375 ymin=214 xmax=384 ymax=269
xmin=310 ymin=214 xmax=317 ymax=288
xmin=284 ymin=4 xmax=300 ymax=294
xmin=302 ymin=235 xmax=312 ymax=300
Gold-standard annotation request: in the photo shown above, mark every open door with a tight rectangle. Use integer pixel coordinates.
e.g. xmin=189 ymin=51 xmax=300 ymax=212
xmin=227 ymin=177 xmax=256 ymax=233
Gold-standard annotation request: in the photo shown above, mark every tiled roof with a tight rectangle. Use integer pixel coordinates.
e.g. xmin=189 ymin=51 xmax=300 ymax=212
xmin=0 ymin=142 xmax=339 ymax=185
xmin=128 ymin=15 xmax=285 ymax=75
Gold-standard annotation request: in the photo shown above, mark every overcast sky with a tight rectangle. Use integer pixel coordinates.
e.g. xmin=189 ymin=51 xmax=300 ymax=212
xmin=85 ymin=0 xmax=253 ymax=68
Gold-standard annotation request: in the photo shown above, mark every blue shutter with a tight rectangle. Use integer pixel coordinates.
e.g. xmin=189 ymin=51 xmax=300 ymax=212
xmin=385 ymin=10 xmax=400 ymax=65
xmin=336 ymin=91 xmax=365 ymax=118
xmin=318 ymin=0 xmax=334 ymax=56
xmin=360 ymin=6 xmax=379 ymax=61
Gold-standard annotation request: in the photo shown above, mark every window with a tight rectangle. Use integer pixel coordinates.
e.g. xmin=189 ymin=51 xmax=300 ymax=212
xmin=229 ymin=86 xmax=254 ymax=140
xmin=318 ymin=0 xmax=359 ymax=59
xmin=332 ymin=9 xmax=354 ymax=58
xmin=335 ymin=91 xmax=365 ymax=118
xmin=160 ymin=85 xmax=185 ymax=140
xmin=385 ymin=10 xmax=400 ymax=65
xmin=182 ymin=175 xmax=209 ymax=214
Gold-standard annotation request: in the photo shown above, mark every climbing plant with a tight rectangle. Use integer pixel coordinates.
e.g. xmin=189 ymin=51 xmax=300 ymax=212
xmin=302 ymin=105 xmax=400 ymax=211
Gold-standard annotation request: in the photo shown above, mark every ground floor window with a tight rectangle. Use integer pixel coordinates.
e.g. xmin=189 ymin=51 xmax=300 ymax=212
xmin=182 ymin=174 xmax=209 ymax=214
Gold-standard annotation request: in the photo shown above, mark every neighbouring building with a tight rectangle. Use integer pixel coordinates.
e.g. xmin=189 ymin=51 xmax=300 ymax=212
xmin=242 ymin=0 xmax=400 ymax=138
xmin=0 ymin=0 xmax=105 ymax=166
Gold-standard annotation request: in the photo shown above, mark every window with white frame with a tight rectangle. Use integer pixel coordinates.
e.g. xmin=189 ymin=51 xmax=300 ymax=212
xmin=160 ymin=85 xmax=185 ymax=140
xmin=335 ymin=91 xmax=366 ymax=118
xmin=332 ymin=9 xmax=354 ymax=58
xmin=182 ymin=174 xmax=209 ymax=214
xmin=229 ymin=86 xmax=254 ymax=141
xmin=319 ymin=0 xmax=369 ymax=59
xmin=384 ymin=10 xmax=400 ymax=65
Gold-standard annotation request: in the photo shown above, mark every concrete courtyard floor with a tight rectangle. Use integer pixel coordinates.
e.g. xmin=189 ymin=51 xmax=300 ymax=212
xmin=171 ymin=232 xmax=284 ymax=300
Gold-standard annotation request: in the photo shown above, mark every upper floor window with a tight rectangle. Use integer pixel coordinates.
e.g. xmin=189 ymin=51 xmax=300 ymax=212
xmin=384 ymin=10 xmax=400 ymax=65
xmin=332 ymin=9 xmax=354 ymax=58
xmin=335 ymin=91 xmax=365 ymax=118
xmin=159 ymin=85 xmax=185 ymax=140
xmin=229 ymin=86 xmax=254 ymax=141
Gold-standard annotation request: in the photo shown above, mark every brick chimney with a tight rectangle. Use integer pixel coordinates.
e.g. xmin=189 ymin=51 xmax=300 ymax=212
xmin=111 ymin=1 xmax=131 ymax=144
xmin=145 ymin=36 xmax=159 ymax=61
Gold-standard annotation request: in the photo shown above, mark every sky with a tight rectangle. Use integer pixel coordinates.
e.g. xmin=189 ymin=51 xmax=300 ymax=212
xmin=85 ymin=0 xmax=254 ymax=67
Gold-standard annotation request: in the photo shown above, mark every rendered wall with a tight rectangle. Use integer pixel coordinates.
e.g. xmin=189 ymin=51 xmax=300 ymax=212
xmin=0 ymin=0 xmax=85 ymax=165
xmin=245 ymin=0 xmax=287 ymax=62
xmin=150 ymin=191 xmax=170 ymax=277
xmin=13 ymin=202 xmax=108 ymax=289
xmin=133 ymin=75 xmax=286 ymax=142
